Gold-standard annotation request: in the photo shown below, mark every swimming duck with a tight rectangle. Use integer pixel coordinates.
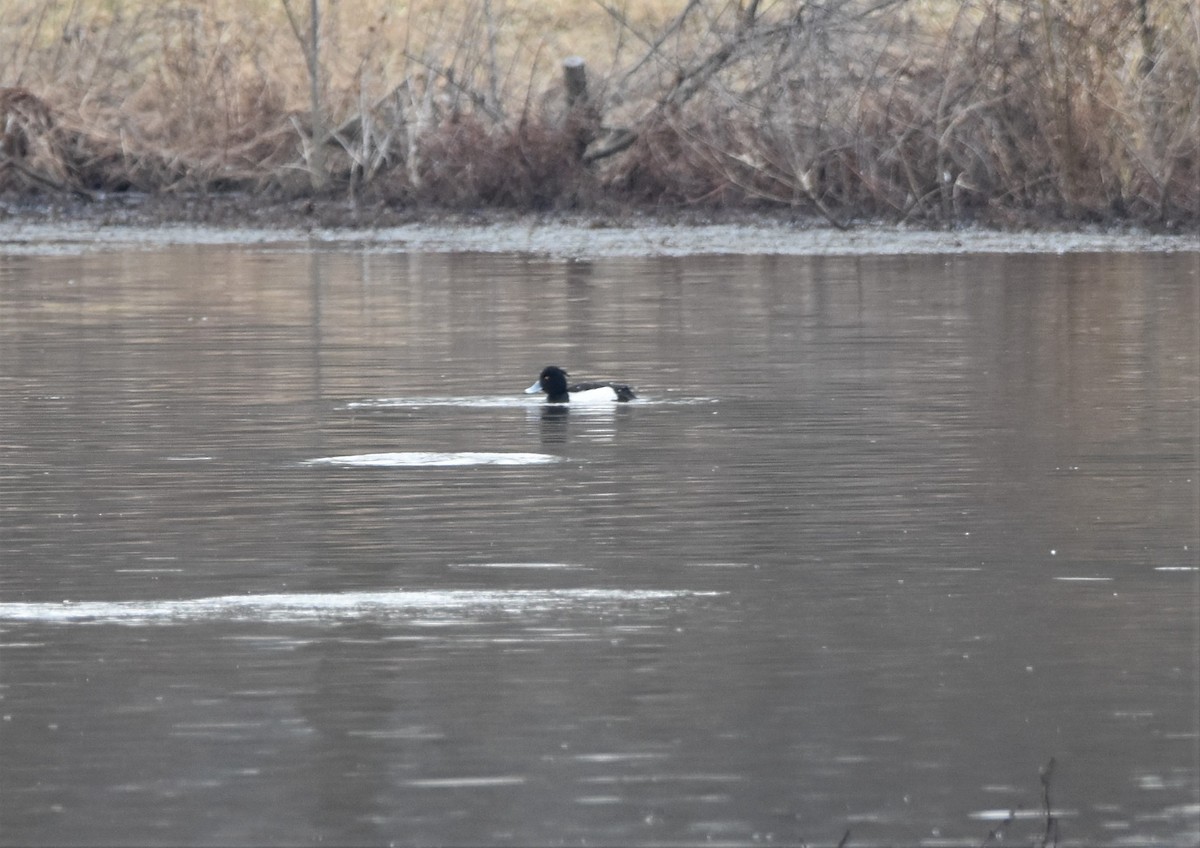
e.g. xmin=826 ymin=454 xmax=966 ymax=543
xmin=524 ymin=365 xmax=637 ymax=403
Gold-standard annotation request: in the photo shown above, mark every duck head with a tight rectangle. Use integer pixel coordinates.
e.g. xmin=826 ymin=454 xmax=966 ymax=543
xmin=524 ymin=365 xmax=571 ymax=403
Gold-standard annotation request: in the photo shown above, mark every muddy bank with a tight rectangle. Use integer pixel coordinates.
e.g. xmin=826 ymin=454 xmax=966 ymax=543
xmin=0 ymin=195 xmax=1195 ymax=259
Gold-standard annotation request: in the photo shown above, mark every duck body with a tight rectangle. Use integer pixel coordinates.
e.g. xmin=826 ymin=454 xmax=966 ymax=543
xmin=524 ymin=365 xmax=637 ymax=404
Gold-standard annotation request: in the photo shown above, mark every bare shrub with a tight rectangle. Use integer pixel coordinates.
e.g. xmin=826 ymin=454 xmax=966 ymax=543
xmin=0 ymin=0 xmax=1195 ymax=225
xmin=407 ymin=111 xmax=594 ymax=209
xmin=596 ymin=0 xmax=1198 ymax=225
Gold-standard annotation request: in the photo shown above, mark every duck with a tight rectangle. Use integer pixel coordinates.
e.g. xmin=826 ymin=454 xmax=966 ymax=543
xmin=524 ymin=365 xmax=637 ymax=403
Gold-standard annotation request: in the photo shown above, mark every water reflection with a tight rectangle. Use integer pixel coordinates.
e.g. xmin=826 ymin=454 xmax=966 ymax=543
xmin=0 ymin=246 xmax=1196 ymax=847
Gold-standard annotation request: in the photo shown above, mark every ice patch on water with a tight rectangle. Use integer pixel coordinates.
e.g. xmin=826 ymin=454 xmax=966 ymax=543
xmin=0 ymin=589 xmax=718 ymax=625
xmin=348 ymin=396 xmax=538 ymax=410
xmin=304 ymin=451 xmax=560 ymax=467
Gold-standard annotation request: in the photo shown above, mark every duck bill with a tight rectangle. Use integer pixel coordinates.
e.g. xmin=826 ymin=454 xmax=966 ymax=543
xmin=523 ymin=380 xmax=543 ymax=395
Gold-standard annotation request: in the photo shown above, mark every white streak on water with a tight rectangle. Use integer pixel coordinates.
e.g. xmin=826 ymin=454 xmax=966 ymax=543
xmin=970 ymin=809 xmax=1078 ymax=821
xmin=579 ymin=774 xmax=744 ymax=784
xmin=0 ymin=589 xmax=718 ymax=625
xmin=113 ymin=568 xmax=185 ymax=574
xmin=348 ymin=396 xmax=539 ymax=409
xmin=304 ymin=451 xmax=560 ymax=467
xmin=404 ymin=776 xmax=526 ymax=788
xmin=447 ymin=562 xmax=591 ymax=570
xmin=573 ymin=752 xmax=671 ymax=763
xmin=574 ymin=795 xmax=623 ymax=805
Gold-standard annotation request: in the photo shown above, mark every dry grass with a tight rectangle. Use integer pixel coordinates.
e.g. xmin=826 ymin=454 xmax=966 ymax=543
xmin=1 ymin=0 xmax=1196 ymax=226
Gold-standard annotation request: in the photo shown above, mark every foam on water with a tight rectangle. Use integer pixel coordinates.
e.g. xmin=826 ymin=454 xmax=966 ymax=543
xmin=0 ymin=589 xmax=716 ymax=625
xmin=304 ymin=451 xmax=560 ymax=467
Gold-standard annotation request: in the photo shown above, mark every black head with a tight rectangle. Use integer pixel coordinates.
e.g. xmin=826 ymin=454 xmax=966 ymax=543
xmin=526 ymin=365 xmax=571 ymax=402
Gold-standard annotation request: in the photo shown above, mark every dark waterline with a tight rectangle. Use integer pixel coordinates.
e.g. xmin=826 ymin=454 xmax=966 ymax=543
xmin=1 ymin=247 xmax=1197 ymax=846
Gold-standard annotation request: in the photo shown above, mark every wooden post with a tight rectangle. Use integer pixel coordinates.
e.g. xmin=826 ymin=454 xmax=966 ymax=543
xmin=562 ymin=56 xmax=596 ymax=161
xmin=560 ymin=56 xmax=639 ymax=165
xmin=563 ymin=56 xmax=589 ymax=107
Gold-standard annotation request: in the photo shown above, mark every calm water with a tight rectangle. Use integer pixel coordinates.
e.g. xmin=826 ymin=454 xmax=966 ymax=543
xmin=0 ymin=244 xmax=1197 ymax=847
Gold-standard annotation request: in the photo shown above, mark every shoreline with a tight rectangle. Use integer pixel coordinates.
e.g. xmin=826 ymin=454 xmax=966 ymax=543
xmin=1 ymin=196 xmax=1197 ymax=259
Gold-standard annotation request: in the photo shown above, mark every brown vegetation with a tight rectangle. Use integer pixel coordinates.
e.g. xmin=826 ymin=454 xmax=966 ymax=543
xmin=1 ymin=0 xmax=1196 ymax=227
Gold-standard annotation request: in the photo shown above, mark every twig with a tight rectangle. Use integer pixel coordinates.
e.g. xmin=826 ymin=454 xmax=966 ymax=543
xmin=591 ymin=0 xmax=656 ymax=50
xmin=0 ymin=151 xmax=94 ymax=200
xmin=800 ymin=169 xmax=851 ymax=230
xmin=400 ymin=51 xmax=506 ymax=124
xmin=482 ymin=0 xmax=501 ymax=114
xmin=658 ymin=21 xmax=799 ymax=111
xmin=605 ymin=0 xmax=703 ymax=92
xmin=741 ymin=0 xmax=763 ymax=30
xmin=582 ymin=128 xmax=636 ymax=164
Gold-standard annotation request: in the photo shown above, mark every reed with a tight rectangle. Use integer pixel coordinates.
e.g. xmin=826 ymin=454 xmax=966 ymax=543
xmin=0 ymin=0 xmax=1195 ymax=226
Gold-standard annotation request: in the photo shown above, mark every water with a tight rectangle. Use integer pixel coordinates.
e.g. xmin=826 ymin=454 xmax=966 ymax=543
xmin=0 ymin=244 xmax=1197 ymax=847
